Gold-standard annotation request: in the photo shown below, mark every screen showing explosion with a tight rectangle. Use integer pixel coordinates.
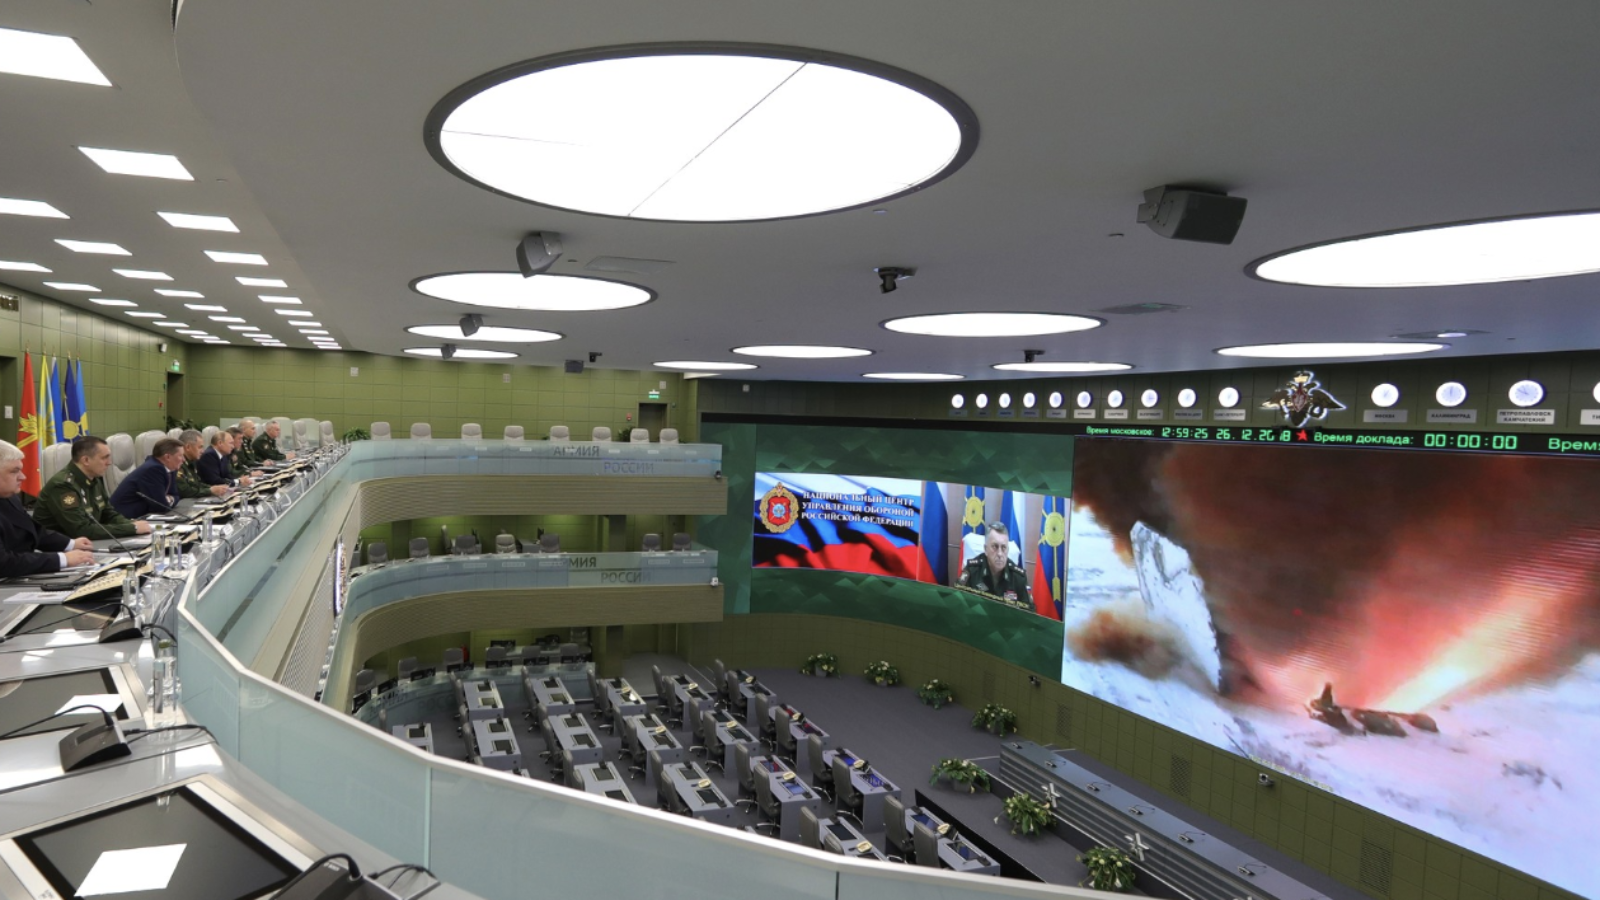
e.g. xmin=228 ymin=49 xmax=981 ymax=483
xmin=1062 ymin=439 xmax=1600 ymax=898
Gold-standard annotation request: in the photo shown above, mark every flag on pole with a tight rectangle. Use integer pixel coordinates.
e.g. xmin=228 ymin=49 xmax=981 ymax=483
xmin=998 ymin=490 xmax=1023 ymax=566
xmin=1032 ymin=495 xmax=1068 ymax=620
xmin=64 ymin=358 xmax=88 ymax=438
xmin=37 ymin=357 xmax=56 ymax=456
xmin=49 ymin=358 xmax=69 ymax=443
xmin=917 ymin=481 xmax=949 ymax=585
xmin=17 ymin=353 xmax=44 ymax=496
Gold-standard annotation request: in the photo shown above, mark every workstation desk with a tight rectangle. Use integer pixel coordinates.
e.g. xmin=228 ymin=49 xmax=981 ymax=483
xmin=834 ymin=749 xmax=900 ymax=832
xmin=470 ymin=716 xmax=523 ymax=771
xmin=624 ymin=714 xmax=684 ymax=785
xmin=572 ymin=761 xmax=638 ymax=804
xmin=751 ymin=756 xmax=822 ymax=841
xmin=548 ymin=712 xmax=604 ymax=765
xmin=660 ymin=760 xmax=736 ymax=827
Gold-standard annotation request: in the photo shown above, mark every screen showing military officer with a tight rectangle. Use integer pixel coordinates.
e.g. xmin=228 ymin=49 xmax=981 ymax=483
xmin=32 ymin=436 xmax=154 ymax=540
xmin=957 ymin=521 xmax=1033 ymax=611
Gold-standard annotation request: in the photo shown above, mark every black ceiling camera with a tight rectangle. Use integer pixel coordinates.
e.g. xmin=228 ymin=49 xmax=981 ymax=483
xmin=516 ymin=231 xmax=563 ymax=276
xmin=875 ymin=266 xmax=914 ymax=294
xmin=588 ymin=351 xmax=601 ymax=363
xmin=440 ymin=343 xmax=457 ymax=360
xmin=1137 ymin=185 xmax=1247 ymax=245
xmin=1023 ymin=349 xmax=1043 ymax=363
xmin=459 ymin=314 xmax=483 ymax=337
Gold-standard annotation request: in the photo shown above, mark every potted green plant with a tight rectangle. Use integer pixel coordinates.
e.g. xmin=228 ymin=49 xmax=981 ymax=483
xmin=917 ymin=678 xmax=955 ymax=709
xmin=998 ymin=792 xmax=1053 ymax=836
xmin=799 ymin=652 xmax=839 ymax=677
xmin=863 ymin=660 xmax=900 ymax=686
xmin=972 ymin=703 xmax=1018 ymax=735
xmin=929 ymin=758 xmax=991 ymax=793
xmin=1079 ymin=846 xmax=1137 ymax=892
xmin=342 ymin=427 xmax=371 ymax=442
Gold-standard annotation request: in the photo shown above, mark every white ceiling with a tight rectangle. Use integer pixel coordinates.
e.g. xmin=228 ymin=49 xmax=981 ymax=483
xmin=5 ymin=0 xmax=1600 ymax=379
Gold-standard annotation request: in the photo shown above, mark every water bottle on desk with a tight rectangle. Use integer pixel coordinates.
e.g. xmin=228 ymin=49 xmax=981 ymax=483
xmin=150 ymin=529 xmax=166 ymax=577
xmin=146 ymin=635 xmax=179 ymax=730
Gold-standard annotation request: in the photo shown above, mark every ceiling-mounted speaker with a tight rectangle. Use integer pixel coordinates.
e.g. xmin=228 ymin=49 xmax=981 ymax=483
xmin=516 ymin=231 xmax=564 ymax=276
xmin=564 ymin=359 xmax=584 ymax=374
xmin=1137 ymin=186 xmax=1247 ymax=245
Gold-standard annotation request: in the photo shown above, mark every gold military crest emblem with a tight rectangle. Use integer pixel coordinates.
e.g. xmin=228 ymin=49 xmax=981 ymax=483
xmin=758 ymin=483 xmax=799 ymax=534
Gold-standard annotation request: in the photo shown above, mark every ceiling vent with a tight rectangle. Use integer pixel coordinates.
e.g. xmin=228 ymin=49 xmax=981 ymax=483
xmin=1097 ymin=302 xmax=1186 ymax=315
xmin=585 ymin=256 xmax=675 ymax=275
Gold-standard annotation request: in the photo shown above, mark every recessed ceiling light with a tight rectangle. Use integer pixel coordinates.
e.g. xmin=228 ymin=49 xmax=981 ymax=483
xmin=205 ymin=251 xmax=268 ymax=265
xmin=152 ymin=321 xmax=187 ymax=328
xmin=156 ymin=289 xmax=204 ymax=298
xmin=113 ymin=269 xmax=172 ymax=281
xmin=862 ymin=372 xmax=963 ymax=380
xmin=275 ymin=309 xmax=312 ymax=317
xmin=79 ymin=147 xmax=193 ymax=180
xmin=43 ymin=282 xmax=99 ymax=292
xmin=404 ymin=346 xmax=518 ymax=359
xmin=237 ymin=277 xmax=286 ymax=288
xmin=55 ymin=239 xmax=129 ymax=255
xmin=732 ymin=345 xmax=871 ymax=359
xmin=258 ymin=295 xmax=301 ymax=304
xmin=653 ymin=360 xmax=757 ymax=371
xmin=89 ymin=299 xmax=137 ymax=307
xmin=126 ymin=311 xmax=164 ymax=318
xmin=1216 ymin=341 xmax=1447 ymax=359
xmin=227 ymin=325 xmax=257 ymax=331
xmin=185 ymin=304 xmax=228 ymax=312
xmin=430 ymin=48 xmax=973 ymax=221
xmin=412 ymin=272 xmax=652 ymax=312
xmin=0 ymin=26 xmax=112 ymax=86
xmin=299 ymin=330 xmax=330 ymax=336
xmin=0 ymin=260 xmax=50 ymax=272
xmin=177 ymin=330 xmax=208 ymax=336
xmin=157 ymin=212 xmax=239 ymax=232
xmin=209 ymin=316 xmax=246 ymax=323
xmin=992 ymin=361 xmax=1131 ymax=373
xmin=1436 ymin=331 xmax=1469 ymax=338
xmin=406 ymin=324 xmax=561 ymax=343
xmin=203 ymin=339 xmax=230 ymax=344
xmin=1022 ymin=392 xmax=1036 ymax=409
xmin=293 ymin=322 xmax=324 ymax=328
xmin=884 ymin=312 xmax=1102 ymax=338
xmin=0 ymin=197 xmax=68 ymax=218
xmin=1251 ymin=211 xmax=1600 ymax=288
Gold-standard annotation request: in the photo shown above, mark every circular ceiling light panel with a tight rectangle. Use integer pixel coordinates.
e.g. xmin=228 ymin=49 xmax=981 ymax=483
xmin=1435 ymin=381 xmax=1468 ymax=408
xmin=950 ymin=394 xmax=965 ymax=409
xmin=413 ymin=272 xmax=652 ymax=312
xmin=406 ymin=324 xmax=561 ymax=343
xmin=653 ymin=360 xmax=757 ymax=371
xmin=404 ymin=347 xmax=518 ymax=359
xmin=1217 ymin=387 xmax=1240 ymax=409
xmin=1371 ymin=383 xmax=1401 ymax=408
xmin=885 ymin=312 xmax=1101 ymax=338
xmin=733 ymin=345 xmax=871 ymax=359
xmin=1048 ymin=392 xmax=1064 ymax=409
xmin=992 ymin=361 xmax=1129 ymax=373
xmin=1140 ymin=389 xmax=1160 ymax=409
xmin=1216 ymin=342 xmax=1447 ymax=359
xmin=1250 ymin=211 xmax=1600 ymax=288
xmin=428 ymin=45 xmax=976 ymax=222
xmin=1106 ymin=390 xmax=1125 ymax=409
xmin=1508 ymin=379 xmax=1545 ymax=408
xmin=864 ymin=372 xmax=962 ymax=381
xmin=1075 ymin=391 xmax=1093 ymax=409
xmin=1177 ymin=388 xmax=1197 ymax=409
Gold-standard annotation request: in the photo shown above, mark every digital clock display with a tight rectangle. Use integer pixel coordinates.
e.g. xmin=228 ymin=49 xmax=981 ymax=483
xmin=1072 ymin=424 xmax=1600 ymax=456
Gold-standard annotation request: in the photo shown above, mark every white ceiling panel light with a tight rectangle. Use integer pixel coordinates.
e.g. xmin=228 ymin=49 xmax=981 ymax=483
xmin=114 ymin=269 xmax=172 ymax=281
xmin=157 ymin=212 xmax=239 ymax=232
xmin=185 ymin=304 xmax=227 ymax=312
xmin=1370 ymin=383 xmax=1401 ymax=408
xmin=79 ymin=147 xmax=193 ymax=180
xmin=884 ymin=312 xmax=1101 ymax=338
xmin=44 ymin=282 xmax=99 ymax=292
xmin=975 ymin=393 xmax=989 ymax=409
xmin=1216 ymin=342 xmax=1447 ymax=359
xmin=258 ymin=295 xmax=302 ymax=304
xmin=237 ymin=276 xmax=286 ymax=288
xmin=1435 ymin=381 xmax=1469 ymax=408
xmin=205 ymin=250 xmax=268 ymax=265
xmin=993 ymin=361 xmax=1130 ymax=373
xmin=126 ymin=311 xmax=164 ymax=318
xmin=227 ymin=325 xmax=258 ymax=331
xmin=0 ymin=26 xmax=112 ymax=86
xmin=733 ymin=345 xmax=871 ymax=359
xmin=0 ymin=198 xmax=68 ymax=218
xmin=0 ymin=260 xmax=51 ymax=272
xmin=1252 ymin=211 xmax=1600 ymax=288
xmin=156 ymin=289 xmax=204 ymax=298
xmin=862 ymin=372 xmax=962 ymax=380
xmin=89 ymin=299 xmax=137 ymax=307
xmin=177 ymin=330 xmax=207 ymax=336
xmin=406 ymin=324 xmax=561 ymax=343
xmin=153 ymin=321 xmax=187 ymax=328
xmin=1022 ymin=392 xmax=1036 ymax=409
xmin=56 ymin=239 xmax=129 ymax=255
xmin=275 ymin=309 xmax=312 ymax=317
xmin=653 ymin=360 xmax=757 ymax=371
xmin=428 ymin=46 xmax=975 ymax=222
xmin=405 ymin=347 xmax=518 ymax=359
xmin=1508 ymin=379 xmax=1545 ymax=408
xmin=413 ymin=272 xmax=652 ymax=312
xmin=209 ymin=316 xmax=246 ymax=323
xmin=998 ymin=392 xmax=1012 ymax=409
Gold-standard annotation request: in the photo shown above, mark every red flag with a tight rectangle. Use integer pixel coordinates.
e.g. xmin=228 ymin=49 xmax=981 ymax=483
xmin=1031 ymin=554 xmax=1058 ymax=619
xmin=17 ymin=352 xmax=43 ymax=496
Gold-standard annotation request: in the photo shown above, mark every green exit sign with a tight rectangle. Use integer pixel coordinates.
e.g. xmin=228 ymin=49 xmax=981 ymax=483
xmin=169 ymin=360 xmax=181 ymax=372
xmin=647 ymin=390 xmax=660 ymax=400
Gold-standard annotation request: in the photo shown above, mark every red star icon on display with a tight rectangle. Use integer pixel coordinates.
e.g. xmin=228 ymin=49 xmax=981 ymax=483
xmin=1296 ymin=429 xmax=1309 ymax=441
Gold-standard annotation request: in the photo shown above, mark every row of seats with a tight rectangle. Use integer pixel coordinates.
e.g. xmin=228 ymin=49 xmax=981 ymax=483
xmin=36 ymin=416 xmax=334 ymax=491
xmin=365 ymin=531 xmax=692 ymax=564
xmin=370 ymin=423 xmax=680 ymax=443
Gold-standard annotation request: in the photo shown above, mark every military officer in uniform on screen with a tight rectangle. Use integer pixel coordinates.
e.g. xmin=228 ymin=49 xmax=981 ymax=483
xmin=958 ymin=521 xmax=1032 ymax=611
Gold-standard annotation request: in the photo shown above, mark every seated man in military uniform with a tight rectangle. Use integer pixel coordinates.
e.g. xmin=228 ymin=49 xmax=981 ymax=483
xmin=34 ymin=436 xmax=154 ymax=540
xmin=251 ymin=420 xmax=295 ymax=464
xmin=234 ymin=420 xmax=262 ymax=469
xmin=225 ymin=427 xmax=256 ymax=478
xmin=177 ymin=429 xmax=229 ymax=499
xmin=956 ymin=521 xmax=1031 ymax=611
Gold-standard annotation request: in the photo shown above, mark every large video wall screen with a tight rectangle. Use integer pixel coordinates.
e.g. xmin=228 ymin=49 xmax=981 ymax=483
xmin=1062 ymin=439 xmax=1600 ymax=897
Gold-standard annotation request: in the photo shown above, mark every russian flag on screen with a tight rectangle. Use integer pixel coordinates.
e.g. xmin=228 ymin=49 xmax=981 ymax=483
xmin=753 ymin=473 xmax=935 ymax=581
xmin=919 ymin=482 xmax=948 ymax=585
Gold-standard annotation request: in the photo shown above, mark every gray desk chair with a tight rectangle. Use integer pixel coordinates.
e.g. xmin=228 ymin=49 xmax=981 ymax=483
xmin=753 ymin=770 xmax=783 ymax=835
xmin=410 ymin=423 xmax=432 ymax=440
xmin=641 ymin=533 xmax=662 ymax=552
xmin=724 ymin=669 xmax=744 ymax=715
xmin=548 ymin=425 xmax=570 ymax=442
xmin=884 ymin=795 xmax=911 ymax=862
xmin=504 ymin=425 xmax=525 ymax=442
xmin=539 ymin=719 xmax=559 ymax=758
xmin=495 ymin=534 xmax=517 ymax=554
xmin=651 ymin=665 xmax=667 ymax=701
xmin=672 ymin=532 xmax=693 ymax=551
xmin=822 ymin=832 xmax=847 ymax=855
xmin=320 ymin=421 xmax=335 ymax=445
xmin=733 ymin=743 xmax=759 ymax=805
xmin=366 ymin=541 xmax=388 ymax=565
xmin=592 ymin=426 xmax=612 ymax=442
xmin=562 ymin=750 xmax=581 ymax=788
xmin=690 ymin=710 xmax=724 ymax=773
xmin=710 ymin=659 xmax=728 ymax=701
xmin=658 ymin=428 xmax=679 ymax=444
xmin=807 ymin=734 xmax=835 ymax=800
xmin=832 ymin=757 xmax=867 ymax=829
xmin=409 ymin=537 xmax=430 ymax=559
xmin=558 ymin=642 xmax=584 ymax=664
xmin=799 ymin=806 xmax=822 ymax=849
xmin=353 ymin=668 xmax=376 ymax=695
xmin=912 ymin=821 xmax=942 ymax=868
xmin=442 ymin=648 xmax=466 ymax=674
xmin=452 ymin=534 xmax=479 ymax=556
xmin=650 ymin=752 xmax=676 ymax=809
xmin=397 ymin=657 xmax=418 ymax=681
xmin=539 ymin=533 xmax=561 ymax=553
xmin=773 ymin=707 xmax=799 ymax=763
xmin=484 ymin=646 xmax=510 ymax=669
xmin=371 ymin=422 xmax=392 ymax=441
xmin=754 ymin=693 xmax=777 ymax=748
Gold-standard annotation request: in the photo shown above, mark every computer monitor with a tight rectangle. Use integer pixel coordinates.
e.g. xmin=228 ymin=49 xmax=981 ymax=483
xmin=0 ymin=668 xmax=135 ymax=739
xmin=2 ymin=599 xmax=122 ymax=637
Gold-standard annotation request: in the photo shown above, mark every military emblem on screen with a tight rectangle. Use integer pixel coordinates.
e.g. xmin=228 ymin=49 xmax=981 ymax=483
xmin=758 ymin=483 xmax=799 ymax=534
xmin=1262 ymin=369 xmax=1345 ymax=427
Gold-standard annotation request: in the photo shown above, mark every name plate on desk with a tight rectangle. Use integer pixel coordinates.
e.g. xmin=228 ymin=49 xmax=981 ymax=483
xmin=463 ymin=562 xmax=488 ymax=570
xmin=536 ymin=556 xmax=568 ymax=568
xmin=997 ymin=409 xmax=1015 ymax=418
xmin=948 ymin=409 xmax=967 ymax=417
xmin=501 ymin=561 xmax=527 ymax=568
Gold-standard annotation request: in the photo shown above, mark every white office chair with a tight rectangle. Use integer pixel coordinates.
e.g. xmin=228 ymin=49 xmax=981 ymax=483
xmin=410 ymin=423 xmax=432 ymax=440
xmin=105 ymin=433 xmax=136 ymax=492
xmin=461 ymin=423 xmax=483 ymax=440
xmin=134 ymin=430 xmax=167 ymax=461
xmin=658 ymin=428 xmax=680 ymax=444
xmin=592 ymin=426 xmax=611 ymax=442
xmin=320 ymin=421 xmax=336 ymax=445
xmin=504 ymin=425 xmax=525 ymax=442
xmin=371 ymin=422 xmax=392 ymax=440
xmin=549 ymin=425 xmax=570 ymax=442
xmin=629 ymin=428 xmax=649 ymax=443
xmin=41 ymin=443 xmax=72 ymax=481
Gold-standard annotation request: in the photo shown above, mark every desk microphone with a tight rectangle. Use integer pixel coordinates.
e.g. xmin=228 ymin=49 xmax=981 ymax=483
xmin=134 ymin=489 xmax=178 ymax=515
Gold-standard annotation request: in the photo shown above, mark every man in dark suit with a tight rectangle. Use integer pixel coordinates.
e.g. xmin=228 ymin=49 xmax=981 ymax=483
xmin=110 ymin=438 xmax=184 ymax=519
xmin=198 ymin=431 xmax=252 ymax=489
xmin=0 ymin=439 xmax=95 ymax=577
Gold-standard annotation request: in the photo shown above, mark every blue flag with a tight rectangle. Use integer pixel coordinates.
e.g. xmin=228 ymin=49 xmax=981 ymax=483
xmin=64 ymin=359 xmax=88 ymax=439
xmin=919 ymin=481 xmax=948 ymax=585
xmin=999 ymin=490 xmax=1023 ymax=565
xmin=48 ymin=358 xmax=67 ymax=443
